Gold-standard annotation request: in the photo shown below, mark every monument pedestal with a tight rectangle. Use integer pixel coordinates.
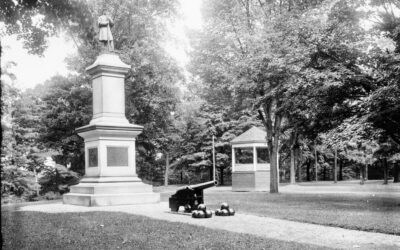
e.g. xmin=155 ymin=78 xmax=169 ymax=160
xmin=63 ymin=53 xmax=160 ymax=206
xmin=63 ymin=178 xmax=160 ymax=206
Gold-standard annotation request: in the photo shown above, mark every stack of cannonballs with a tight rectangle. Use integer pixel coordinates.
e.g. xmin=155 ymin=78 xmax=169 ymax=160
xmin=215 ymin=202 xmax=235 ymax=216
xmin=191 ymin=204 xmax=213 ymax=219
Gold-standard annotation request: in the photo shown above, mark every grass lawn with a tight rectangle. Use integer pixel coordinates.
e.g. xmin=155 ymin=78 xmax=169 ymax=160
xmin=1 ymin=209 xmax=331 ymax=250
xmin=162 ymin=191 xmax=400 ymax=235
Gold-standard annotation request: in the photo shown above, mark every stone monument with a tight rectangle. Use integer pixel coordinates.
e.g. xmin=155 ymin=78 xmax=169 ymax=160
xmin=63 ymin=14 xmax=160 ymax=206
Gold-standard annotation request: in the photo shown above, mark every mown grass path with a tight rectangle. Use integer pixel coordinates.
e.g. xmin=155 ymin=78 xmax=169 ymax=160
xmin=7 ymin=200 xmax=400 ymax=250
xmin=3 ymin=181 xmax=399 ymax=249
xmin=2 ymin=208 xmax=329 ymax=250
xmin=158 ymin=181 xmax=400 ymax=235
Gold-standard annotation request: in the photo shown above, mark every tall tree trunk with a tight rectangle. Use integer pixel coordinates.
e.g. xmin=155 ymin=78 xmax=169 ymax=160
xmin=393 ymin=162 xmax=400 ymax=183
xmin=289 ymin=129 xmax=297 ymax=184
xmin=164 ymin=153 xmax=169 ymax=186
xmin=360 ymin=164 xmax=365 ymax=185
xmin=383 ymin=158 xmax=388 ymax=185
xmin=219 ymin=167 xmax=224 ymax=185
xmin=260 ymin=103 xmax=282 ymax=193
xmin=271 ymin=114 xmax=281 ymax=193
xmin=306 ymin=159 xmax=311 ymax=181
xmin=33 ymin=168 xmax=39 ymax=196
xmin=334 ymin=148 xmax=337 ymax=183
xmin=290 ymin=147 xmax=295 ymax=184
xmin=314 ymin=142 xmax=318 ymax=181
xmin=212 ymin=135 xmax=216 ymax=181
xmin=297 ymin=147 xmax=302 ymax=182
xmin=339 ymin=159 xmax=343 ymax=181
xmin=365 ymin=163 xmax=368 ymax=181
xmin=270 ymin=145 xmax=279 ymax=192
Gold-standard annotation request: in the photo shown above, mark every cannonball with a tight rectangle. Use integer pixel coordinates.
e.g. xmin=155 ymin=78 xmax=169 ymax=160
xmin=205 ymin=209 xmax=213 ymax=218
xmin=197 ymin=204 xmax=206 ymax=211
xmin=220 ymin=202 xmax=229 ymax=210
xmin=197 ymin=210 xmax=205 ymax=218
xmin=192 ymin=210 xmax=198 ymax=218
xmin=221 ymin=209 xmax=229 ymax=216
xmin=215 ymin=209 xmax=222 ymax=216
xmin=228 ymin=208 xmax=235 ymax=216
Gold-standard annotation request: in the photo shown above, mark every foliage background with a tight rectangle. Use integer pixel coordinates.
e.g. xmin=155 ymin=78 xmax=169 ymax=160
xmin=1 ymin=0 xmax=399 ymax=201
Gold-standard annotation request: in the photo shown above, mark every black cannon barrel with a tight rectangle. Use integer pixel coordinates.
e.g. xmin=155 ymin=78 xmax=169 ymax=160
xmin=189 ymin=180 xmax=217 ymax=190
xmin=175 ymin=180 xmax=217 ymax=192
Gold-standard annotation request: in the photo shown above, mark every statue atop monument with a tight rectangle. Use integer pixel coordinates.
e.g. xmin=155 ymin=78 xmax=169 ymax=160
xmin=98 ymin=9 xmax=114 ymax=52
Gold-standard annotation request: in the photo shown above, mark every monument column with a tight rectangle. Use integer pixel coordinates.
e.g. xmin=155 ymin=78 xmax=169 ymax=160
xmin=62 ymin=54 xmax=160 ymax=206
xmin=63 ymin=11 xmax=159 ymax=206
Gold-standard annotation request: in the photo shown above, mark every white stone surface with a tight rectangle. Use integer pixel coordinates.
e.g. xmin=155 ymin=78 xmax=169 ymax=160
xmin=91 ymin=74 xmax=128 ymax=125
xmin=63 ymin=179 xmax=160 ymax=206
xmin=86 ymin=53 xmax=130 ymax=71
xmin=64 ymin=52 xmax=158 ymax=206
xmin=78 ymin=127 xmax=141 ymax=178
xmin=63 ymin=192 xmax=160 ymax=206
xmin=86 ymin=53 xmax=130 ymax=126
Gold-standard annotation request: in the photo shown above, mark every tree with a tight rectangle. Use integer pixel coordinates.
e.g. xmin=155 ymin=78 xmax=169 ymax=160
xmin=27 ymin=0 xmax=183 ymax=182
xmin=1 ymin=0 xmax=95 ymax=55
xmin=1 ymin=60 xmax=41 ymax=201
xmin=366 ymin=0 xmax=400 ymax=145
xmin=12 ymin=90 xmax=49 ymax=194
xmin=4 ymin=0 xmax=399 ymax=193
xmin=168 ymin=100 xmax=261 ymax=185
xmin=40 ymin=75 xmax=92 ymax=172
xmin=190 ymin=0 xmax=375 ymax=192
xmin=1 ymin=60 xmax=20 ymax=168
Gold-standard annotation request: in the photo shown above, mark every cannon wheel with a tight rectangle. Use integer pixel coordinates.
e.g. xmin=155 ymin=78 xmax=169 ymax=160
xmin=184 ymin=204 xmax=192 ymax=213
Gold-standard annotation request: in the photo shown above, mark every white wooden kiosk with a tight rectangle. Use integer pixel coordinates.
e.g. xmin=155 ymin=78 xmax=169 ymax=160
xmin=231 ymin=127 xmax=270 ymax=191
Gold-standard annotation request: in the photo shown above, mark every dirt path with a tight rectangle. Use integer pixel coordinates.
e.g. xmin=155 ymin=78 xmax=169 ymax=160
xmin=18 ymin=202 xmax=400 ymax=250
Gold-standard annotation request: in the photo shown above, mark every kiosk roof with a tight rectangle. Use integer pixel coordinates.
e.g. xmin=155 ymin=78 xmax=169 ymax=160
xmin=231 ymin=126 xmax=267 ymax=145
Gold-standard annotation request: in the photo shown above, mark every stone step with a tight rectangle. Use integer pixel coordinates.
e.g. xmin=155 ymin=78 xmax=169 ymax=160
xmin=63 ymin=192 xmax=160 ymax=206
xmin=69 ymin=182 xmax=154 ymax=194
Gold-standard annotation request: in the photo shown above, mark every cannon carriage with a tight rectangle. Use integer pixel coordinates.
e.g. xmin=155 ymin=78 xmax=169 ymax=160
xmin=169 ymin=180 xmax=217 ymax=212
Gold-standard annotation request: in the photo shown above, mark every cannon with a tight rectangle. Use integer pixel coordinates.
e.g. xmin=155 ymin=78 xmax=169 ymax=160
xmin=169 ymin=180 xmax=217 ymax=212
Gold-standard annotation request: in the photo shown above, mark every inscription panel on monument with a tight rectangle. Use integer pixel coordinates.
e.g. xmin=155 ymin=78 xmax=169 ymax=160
xmin=107 ymin=146 xmax=128 ymax=167
xmin=88 ymin=147 xmax=98 ymax=167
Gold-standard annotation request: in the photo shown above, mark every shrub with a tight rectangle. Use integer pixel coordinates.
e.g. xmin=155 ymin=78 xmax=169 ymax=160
xmin=38 ymin=164 xmax=80 ymax=194
xmin=42 ymin=191 xmax=61 ymax=200
xmin=1 ymin=166 xmax=38 ymax=202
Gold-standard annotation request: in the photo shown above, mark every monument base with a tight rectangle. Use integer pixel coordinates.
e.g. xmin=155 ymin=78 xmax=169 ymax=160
xmin=63 ymin=177 xmax=160 ymax=206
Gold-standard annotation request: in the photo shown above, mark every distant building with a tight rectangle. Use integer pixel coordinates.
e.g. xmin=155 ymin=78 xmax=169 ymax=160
xmin=230 ymin=126 xmax=270 ymax=191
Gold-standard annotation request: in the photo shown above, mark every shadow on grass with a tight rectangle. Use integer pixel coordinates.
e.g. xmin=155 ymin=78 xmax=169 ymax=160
xmin=191 ymin=192 xmax=400 ymax=235
xmin=1 ymin=210 xmax=331 ymax=250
